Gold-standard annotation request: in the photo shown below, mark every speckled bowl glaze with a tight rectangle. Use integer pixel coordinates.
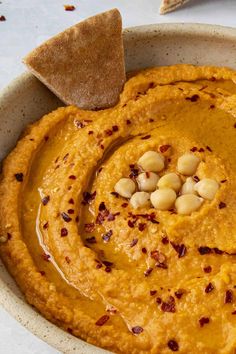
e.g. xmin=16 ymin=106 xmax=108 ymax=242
xmin=1 ymin=23 xmax=236 ymax=354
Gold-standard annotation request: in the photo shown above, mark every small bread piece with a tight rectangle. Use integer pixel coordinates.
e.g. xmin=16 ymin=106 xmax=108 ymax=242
xmin=23 ymin=9 xmax=125 ymax=110
xmin=159 ymin=0 xmax=190 ymax=14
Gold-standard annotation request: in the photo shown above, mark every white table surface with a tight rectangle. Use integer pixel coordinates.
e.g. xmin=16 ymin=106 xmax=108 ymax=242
xmin=0 ymin=0 xmax=236 ymax=353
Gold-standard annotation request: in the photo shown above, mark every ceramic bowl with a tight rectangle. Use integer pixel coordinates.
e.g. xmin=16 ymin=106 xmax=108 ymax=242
xmin=1 ymin=23 xmax=236 ymax=353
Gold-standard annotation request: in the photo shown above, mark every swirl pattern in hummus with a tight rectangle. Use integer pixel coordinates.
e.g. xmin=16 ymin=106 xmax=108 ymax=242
xmin=1 ymin=65 xmax=236 ymax=353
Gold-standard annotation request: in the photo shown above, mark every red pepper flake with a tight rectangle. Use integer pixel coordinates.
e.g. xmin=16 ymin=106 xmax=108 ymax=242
xmin=42 ymin=253 xmax=50 ymax=262
xmin=121 ymin=202 xmax=128 ymax=208
xmin=156 ymin=297 xmax=162 ymax=304
xmin=61 ymin=228 xmax=68 ymax=237
xmin=205 ymin=282 xmax=214 ymax=293
xmin=84 ymin=223 xmax=95 ymax=233
xmin=159 ymin=144 xmax=171 ymax=153
xmin=141 ymin=134 xmax=151 ymax=140
xmin=186 ymin=94 xmax=199 ymax=102
xmin=42 ymin=196 xmax=50 ymax=205
xmin=128 ymin=220 xmax=135 ymax=228
xmin=203 ymin=266 xmax=212 ymax=273
xmin=234 ymin=123 xmax=236 ymax=128
xmin=0 ymin=15 xmax=6 ymax=21
xmin=130 ymin=238 xmax=138 ymax=247
xmin=210 ymin=104 xmax=215 ymax=109
xmin=75 ymin=216 xmax=79 ymax=222
xmin=232 ymin=310 xmax=236 ymax=315
xmin=14 ymin=173 xmax=24 ymax=182
xmin=142 ymin=247 xmax=147 ymax=254
xmin=199 ymin=317 xmax=210 ymax=327
xmin=65 ymin=256 xmax=71 ymax=264
xmin=105 ymin=129 xmax=113 ymax=136
xmin=161 ymin=296 xmax=176 ymax=313
xmin=111 ymin=191 xmax=119 ymax=198
xmin=69 ymin=175 xmax=76 ymax=180
xmin=61 ymin=212 xmax=72 ymax=222
xmin=149 ymin=118 xmax=154 ymax=123
xmin=213 ymin=247 xmax=224 ymax=255
xmin=131 ymin=326 xmax=143 ymax=334
xmin=219 ymin=202 xmax=226 ymax=209
xmin=102 ymin=229 xmax=113 ymax=242
xmin=126 ymin=119 xmax=131 ymax=125
xmin=82 ymin=191 xmax=96 ymax=205
xmin=88 ymin=130 xmax=94 ymax=135
xmin=198 ymin=246 xmax=212 ymax=255
xmin=210 ymin=77 xmax=216 ymax=81
xmin=198 ymin=147 xmax=205 ymax=152
xmin=95 ymin=315 xmax=109 ymax=326
xmin=174 ymin=289 xmax=185 ymax=299
xmin=220 ymin=179 xmax=227 ymax=184
xmin=162 ymin=236 xmax=169 ymax=245
xmin=74 ymin=120 xmax=85 ymax=128
xmin=151 ymin=250 xmax=166 ymax=263
xmin=40 ymin=271 xmax=45 ymax=276
xmin=99 ymin=202 xmax=106 ymax=211
xmin=138 ymin=223 xmax=146 ymax=231
xmin=68 ymin=198 xmax=74 ymax=204
xmin=167 ymin=340 xmax=179 ymax=352
xmin=105 ymin=266 xmax=112 ymax=273
xmin=193 ymin=175 xmax=200 ymax=182
xmin=67 ymin=209 xmax=74 ymax=214
xmin=44 ymin=136 xmax=49 ymax=142
xmin=64 ymin=5 xmax=76 ymax=11
xmin=43 ymin=222 xmax=49 ymax=229
xmin=206 ymin=146 xmax=212 ymax=152
xmin=96 ymin=263 xmax=103 ymax=269
xmin=144 ymin=268 xmax=153 ymax=277
xmin=86 ymin=236 xmax=97 ymax=244
xmin=112 ymin=125 xmax=119 ymax=132
xmin=150 ymin=290 xmax=157 ymax=296
xmin=107 ymin=212 xmax=120 ymax=221
xmin=190 ymin=147 xmax=198 ymax=152
xmin=171 ymin=243 xmax=187 ymax=258
xmin=100 ymin=144 xmax=104 ymax=150
xmin=67 ymin=327 xmax=73 ymax=334
xmin=225 ymin=290 xmax=233 ymax=304
xmin=7 ymin=233 xmax=12 ymax=240
xmin=129 ymin=167 xmax=139 ymax=179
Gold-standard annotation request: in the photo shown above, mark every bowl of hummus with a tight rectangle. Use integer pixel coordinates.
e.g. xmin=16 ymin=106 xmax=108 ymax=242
xmin=1 ymin=22 xmax=236 ymax=354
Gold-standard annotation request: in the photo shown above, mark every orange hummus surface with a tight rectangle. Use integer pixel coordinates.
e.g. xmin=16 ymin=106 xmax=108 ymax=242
xmin=1 ymin=65 xmax=236 ymax=353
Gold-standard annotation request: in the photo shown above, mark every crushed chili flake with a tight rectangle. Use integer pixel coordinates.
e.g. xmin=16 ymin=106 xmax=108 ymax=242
xmin=174 ymin=289 xmax=185 ymax=299
xmin=0 ymin=15 xmax=6 ymax=21
xmin=225 ymin=290 xmax=233 ymax=304
xmin=75 ymin=216 xmax=79 ymax=222
xmin=65 ymin=256 xmax=71 ymax=264
xmin=95 ymin=315 xmax=109 ymax=326
xmin=96 ymin=209 xmax=109 ymax=224
xmin=86 ymin=236 xmax=97 ymax=244
xmin=107 ymin=212 xmax=120 ymax=221
xmin=130 ymin=238 xmax=138 ymax=247
xmin=151 ymin=250 xmax=166 ymax=263
xmin=105 ymin=266 xmax=112 ymax=273
xmin=14 ymin=173 xmax=24 ymax=182
xmin=99 ymin=202 xmax=106 ymax=211
xmin=199 ymin=147 xmax=205 ymax=152
xmin=167 ymin=340 xmax=179 ymax=352
xmin=219 ymin=202 xmax=226 ymax=209
xmin=149 ymin=118 xmax=154 ymax=122
xmin=156 ymin=262 xmax=168 ymax=269
xmin=144 ymin=268 xmax=153 ymax=277
xmin=68 ymin=198 xmax=74 ymax=204
xmin=198 ymin=246 xmax=212 ymax=255
xmin=171 ymin=243 xmax=187 ymax=258
xmin=40 ymin=271 xmax=45 ymax=276
xmin=186 ymin=94 xmax=199 ymax=102
xmin=88 ymin=130 xmax=94 ymax=135
xmin=7 ymin=233 xmax=12 ymax=240
xmin=112 ymin=125 xmax=119 ymax=132
xmin=199 ymin=317 xmax=210 ymax=327
xmin=132 ymin=326 xmax=143 ymax=334
xmin=159 ymin=144 xmax=171 ymax=153
xmin=96 ymin=263 xmax=103 ymax=269
xmin=126 ymin=119 xmax=131 ymax=125
xmin=232 ymin=310 xmax=236 ymax=315
xmin=209 ymin=104 xmax=215 ymax=109
xmin=121 ymin=202 xmax=128 ymax=208
xmin=150 ymin=290 xmax=157 ymax=296
xmin=42 ymin=253 xmax=50 ymax=261
xmin=141 ymin=134 xmax=151 ymax=140
xmin=102 ymin=230 xmax=113 ymax=243
xmin=84 ymin=223 xmax=95 ymax=233
xmin=111 ymin=191 xmax=119 ymax=198
xmin=220 ymin=179 xmax=227 ymax=184
xmin=82 ymin=191 xmax=96 ymax=205
xmin=129 ymin=167 xmax=139 ymax=179
xmin=67 ymin=327 xmax=73 ymax=334
xmin=193 ymin=175 xmax=200 ymax=182
xmin=61 ymin=228 xmax=68 ymax=237
xmin=43 ymin=222 xmax=49 ymax=229
xmin=42 ymin=196 xmax=50 ymax=205
xmin=128 ymin=220 xmax=135 ymax=228
xmin=74 ymin=119 xmax=85 ymax=128
xmin=69 ymin=175 xmax=76 ymax=180
xmin=44 ymin=136 xmax=49 ymax=142
xmin=64 ymin=5 xmax=75 ymax=11
xmin=205 ymin=282 xmax=214 ymax=293
xmin=67 ymin=209 xmax=74 ymax=214
xmin=206 ymin=146 xmax=212 ymax=152
xmin=156 ymin=297 xmax=162 ymax=304
xmin=190 ymin=146 xmax=198 ymax=152
xmin=138 ymin=223 xmax=146 ymax=231
xmin=162 ymin=236 xmax=169 ymax=245
xmin=142 ymin=247 xmax=147 ymax=254
xmin=105 ymin=129 xmax=113 ymax=136
xmin=213 ymin=247 xmax=223 ymax=255
xmin=61 ymin=212 xmax=72 ymax=222
xmin=161 ymin=296 xmax=176 ymax=313
xmin=203 ymin=266 xmax=212 ymax=273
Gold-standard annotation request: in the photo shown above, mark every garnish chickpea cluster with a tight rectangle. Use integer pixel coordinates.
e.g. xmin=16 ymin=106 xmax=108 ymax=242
xmin=114 ymin=147 xmax=220 ymax=215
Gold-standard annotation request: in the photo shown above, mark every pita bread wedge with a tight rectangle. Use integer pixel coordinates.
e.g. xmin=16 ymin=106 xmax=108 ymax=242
xmin=23 ymin=9 xmax=125 ymax=110
xmin=159 ymin=0 xmax=190 ymax=14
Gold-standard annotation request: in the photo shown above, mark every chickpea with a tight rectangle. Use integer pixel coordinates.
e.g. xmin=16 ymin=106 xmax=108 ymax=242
xmin=175 ymin=194 xmax=203 ymax=215
xmin=150 ymin=188 xmax=176 ymax=211
xmin=130 ymin=192 xmax=150 ymax=209
xmin=138 ymin=151 xmax=165 ymax=172
xmin=194 ymin=178 xmax=219 ymax=200
xmin=177 ymin=153 xmax=200 ymax=176
xmin=114 ymin=178 xmax=136 ymax=198
xmin=137 ymin=172 xmax=159 ymax=192
xmin=157 ymin=172 xmax=182 ymax=192
xmin=181 ymin=177 xmax=197 ymax=195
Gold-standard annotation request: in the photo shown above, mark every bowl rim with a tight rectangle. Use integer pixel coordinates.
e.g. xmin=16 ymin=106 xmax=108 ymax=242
xmin=1 ymin=21 xmax=236 ymax=354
